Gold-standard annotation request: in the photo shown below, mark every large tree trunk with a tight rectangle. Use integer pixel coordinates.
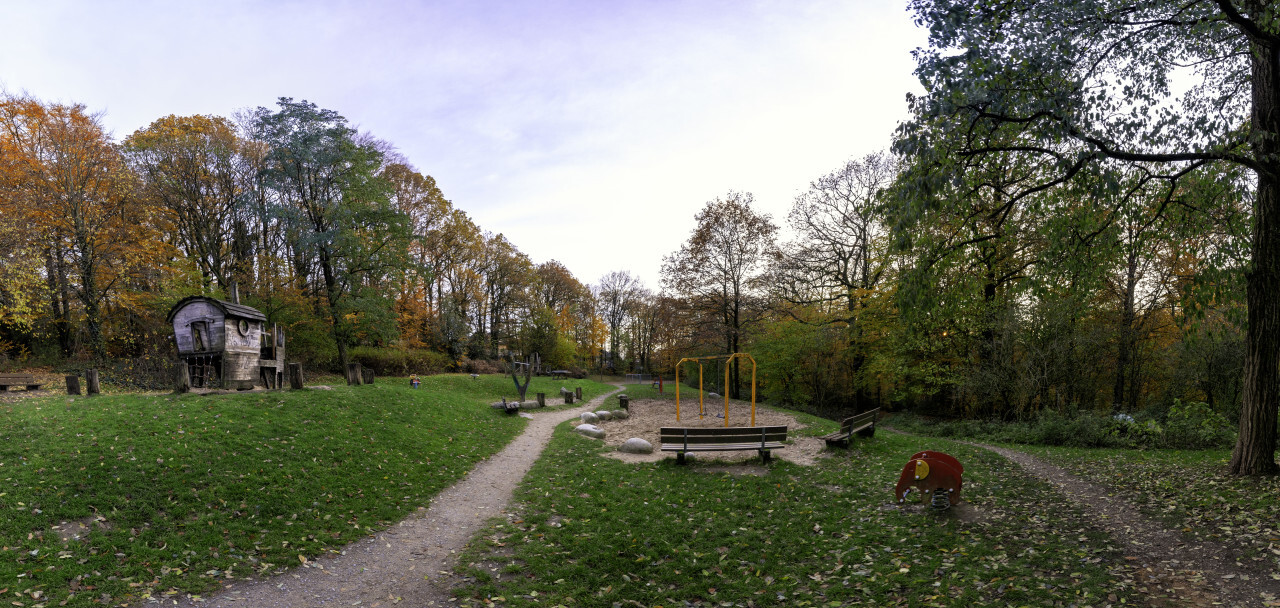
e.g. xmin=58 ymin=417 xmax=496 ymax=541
xmin=1229 ymin=36 xmax=1280 ymax=476
xmin=1113 ymin=254 xmax=1138 ymax=412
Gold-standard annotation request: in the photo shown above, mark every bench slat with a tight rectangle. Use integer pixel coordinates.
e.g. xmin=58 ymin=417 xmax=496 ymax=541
xmin=661 ymin=442 xmax=785 ymax=451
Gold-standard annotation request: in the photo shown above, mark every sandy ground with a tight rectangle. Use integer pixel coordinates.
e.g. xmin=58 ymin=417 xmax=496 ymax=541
xmin=593 ymin=397 xmax=826 ymax=466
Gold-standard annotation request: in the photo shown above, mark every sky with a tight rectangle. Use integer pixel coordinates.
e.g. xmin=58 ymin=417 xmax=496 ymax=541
xmin=1 ymin=0 xmax=929 ymax=290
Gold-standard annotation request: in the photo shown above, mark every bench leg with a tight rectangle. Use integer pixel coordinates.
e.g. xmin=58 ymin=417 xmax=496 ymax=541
xmin=676 ymin=452 xmax=686 ymax=465
xmin=856 ymin=427 xmax=875 ymax=438
xmin=759 ymin=450 xmax=771 ymax=464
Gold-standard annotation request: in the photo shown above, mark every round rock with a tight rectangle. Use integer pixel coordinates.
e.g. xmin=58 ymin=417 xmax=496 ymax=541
xmin=618 ymin=438 xmax=653 ymax=454
xmin=595 ymin=410 xmax=613 ymax=421
xmin=580 ymin=412 xmax=600 ymax=424
xmin=575 ymin=424 xmax=606 ymax=439
xmin=612 ymin=409 xmax=630 ymax=420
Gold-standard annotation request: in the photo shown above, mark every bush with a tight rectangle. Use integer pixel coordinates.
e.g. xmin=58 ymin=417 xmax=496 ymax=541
xmin=350 ymin=346 xmax=452 ymax=377
xmin=1161 ymin=399 xmax=1234 ymax=450
xmin=460 ymin=358 xmax=502 ymax=375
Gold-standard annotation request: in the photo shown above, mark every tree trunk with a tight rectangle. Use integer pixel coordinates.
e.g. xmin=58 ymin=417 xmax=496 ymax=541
xmin=175 ymin=363 xmax=192 ymax=393
xmin=1113 ymin=256 xmax=1137 ymax=412
xmin=86 ymin=369 xmax=100 ymax=395
xmin=65 ymin=375 xmax=81 ymax=395
xmin=347 ymin=363 xmax=363 ymax=386
xmin=1229 ymin=36 xmax=1280 ymax=475
xmin=288 ymin=362 xmax=304 ymax=389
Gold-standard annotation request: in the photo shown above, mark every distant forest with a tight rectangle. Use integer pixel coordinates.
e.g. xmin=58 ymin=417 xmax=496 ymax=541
xmin=0 ymin=92 xmax=1249 ymax=425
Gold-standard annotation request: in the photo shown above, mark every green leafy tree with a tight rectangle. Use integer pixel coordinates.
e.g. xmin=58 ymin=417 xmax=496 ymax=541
xmin=246 ymin=98 xmax=410 ymax=369
xmin=898 ymin=0 xmax=1279 ymax=474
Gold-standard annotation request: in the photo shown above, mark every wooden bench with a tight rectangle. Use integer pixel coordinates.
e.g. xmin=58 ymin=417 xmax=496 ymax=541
xmin=0 ymin=373 xmax=44 ymax=392
xmin=821 ymin=408 xmax=880 ymax=447
xmin=660 ymin=426 xmax=788 ymax=464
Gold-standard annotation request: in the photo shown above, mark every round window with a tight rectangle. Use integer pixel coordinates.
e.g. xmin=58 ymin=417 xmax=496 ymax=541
xmin=238 ymin=319 xmax=250 ymax=336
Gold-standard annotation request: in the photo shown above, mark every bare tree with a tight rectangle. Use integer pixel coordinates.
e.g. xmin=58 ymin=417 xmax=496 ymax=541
xmin=596 ymin=270 xmax=641 ymax=371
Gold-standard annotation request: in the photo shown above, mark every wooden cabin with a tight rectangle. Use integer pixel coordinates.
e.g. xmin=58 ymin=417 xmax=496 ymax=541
xmin=167 ymin=295 xmax=286 ymax=390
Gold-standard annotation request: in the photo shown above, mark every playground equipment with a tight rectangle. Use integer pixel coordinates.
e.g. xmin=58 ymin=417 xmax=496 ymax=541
xmin=674 ymin=353 xmax=758 ymax=427
xmin=894 ymin=451 xmax=964 ymax=509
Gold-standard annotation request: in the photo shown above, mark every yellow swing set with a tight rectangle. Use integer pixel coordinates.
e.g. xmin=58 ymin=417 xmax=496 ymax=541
xmin=673 ymin=353 xmax=758 ymax=427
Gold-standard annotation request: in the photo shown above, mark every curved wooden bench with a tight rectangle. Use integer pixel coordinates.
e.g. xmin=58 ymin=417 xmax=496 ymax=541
xmin=660 ymin=426 xmax=788 ymax=464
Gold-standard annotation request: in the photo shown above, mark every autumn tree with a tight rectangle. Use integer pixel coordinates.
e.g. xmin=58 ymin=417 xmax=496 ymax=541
xmin=0 ymin=93 xmax=164 ymax=360
xmin=245 ymin=98 xmax=410 ymax=369
xmin=774 ymin=152 xmax=899 ymax=411
xmin=898 ymin=0 xmax=1278 ymax=474
xmin=124 ymin=114 xmax=247 ymax=293
xmin=661 ymin=192 xmax=778 ymax=398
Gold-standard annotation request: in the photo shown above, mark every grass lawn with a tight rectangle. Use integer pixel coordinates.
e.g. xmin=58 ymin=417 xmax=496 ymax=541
xmin=0 ymin=373 xmax=615 ymax=607
xmin=1017 ymin=445 xmax=1280 ymax=569
xmin=452 ymin=393 xmax=1137 ymax=607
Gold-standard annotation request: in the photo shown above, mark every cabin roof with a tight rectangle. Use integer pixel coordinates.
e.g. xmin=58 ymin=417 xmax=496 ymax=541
xmin=166 ymin=295 xmax=268 ymax=324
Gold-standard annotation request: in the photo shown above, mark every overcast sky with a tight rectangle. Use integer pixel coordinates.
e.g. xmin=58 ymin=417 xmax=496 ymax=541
xmin=1 ymin=0 xmax=927 ymax=289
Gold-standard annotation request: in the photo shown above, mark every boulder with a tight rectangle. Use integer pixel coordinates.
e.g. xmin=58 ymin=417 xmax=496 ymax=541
xmin=580 ymin=411 xmax=600 ymax=424
xmin=519 ymin=400 xmax=540 ymax=409
xmin=595 ymin=410 xmax=613 ymax=421
xmin=575 ymin=424 xmax=605 ymax=439
xmin=612 ymin=409 xmax=630 ymax=420
xmin=618 ymin=438 xmax=653 ymax=454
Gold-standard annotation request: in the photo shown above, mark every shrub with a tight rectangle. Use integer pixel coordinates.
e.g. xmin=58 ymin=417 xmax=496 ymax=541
xmin=460 ymin=358 xmax=502 ymax=375
xmin=350 ymin=346 xmax=452 ymax=377
xmin=1161 ymin=399 xmax=1234 ymax=450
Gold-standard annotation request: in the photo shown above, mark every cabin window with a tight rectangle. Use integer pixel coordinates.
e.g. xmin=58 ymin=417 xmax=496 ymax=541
xmin=191 ymin=321 xmax=208 ymax=352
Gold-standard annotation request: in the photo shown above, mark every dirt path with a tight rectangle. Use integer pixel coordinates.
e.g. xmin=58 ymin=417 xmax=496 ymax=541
xmin=170 ymin=385 xmax=625 ymax=607
xmin=974 ymin=442 xmax=1280 ymax=608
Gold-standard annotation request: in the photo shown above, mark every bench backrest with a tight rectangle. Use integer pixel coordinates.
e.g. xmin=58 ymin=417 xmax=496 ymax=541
xmin=841 ymin=408 xmax=880 ymax=431
xmin=0 ymin=374 xmax=36 ymax=382
xmin=660 ymin=426 xmax=788 ymax=445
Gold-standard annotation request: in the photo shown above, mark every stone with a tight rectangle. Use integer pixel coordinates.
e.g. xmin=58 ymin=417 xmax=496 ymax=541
xmin=612 ymin=409 xmax=630 ymax=420
xmin=619 ymin=438 xmax=653 ymax=454
xmin=595 ymin=410 xmax=613 ymax=421
xmin=520 ymin=400 xmax=540 ymax=409
xmin=575 ymin=424 xmax=605 ymax=439
xmin=708 ymin=392 xmax=721 ymax=399
xmin=580 ymin=412 xmax=600 ymax=424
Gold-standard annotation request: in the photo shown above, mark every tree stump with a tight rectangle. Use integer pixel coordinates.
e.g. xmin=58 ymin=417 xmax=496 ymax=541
xmin=362 ymin=368 xmax=375 ymax=385
xmin=619 ymin=395 xmax=629 ymax=410
xmin=65 ymin=375 xmax=81 ymax=395
xmin=175 ymin=364 xmax=192 ymax=394
xmin=564 ymin=392 xmax=574 ymax=404
xmin=347 ymin=363 xmax=363 ymax=386
xmin=86 ymin=369 xmax=100 ymax=395
xmin=288 ymin=363 xmax=304 ymax=389
xmin=536 ymin=392 xmax=546 ymax=407
xmin=575 ymin=387 xmax=582 ymax=400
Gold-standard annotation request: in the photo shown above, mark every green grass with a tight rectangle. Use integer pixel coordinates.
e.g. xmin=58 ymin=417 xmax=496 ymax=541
xmin=1016 ymin=445 xmax=1280 ymax=569
xmin=0 ymin=374 xmax=612 ymax=607
xmin=453 ymin=423 xmax=1138 ymax=607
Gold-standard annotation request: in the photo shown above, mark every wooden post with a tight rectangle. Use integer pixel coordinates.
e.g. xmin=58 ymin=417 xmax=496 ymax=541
xmin=362 ymin=368 xmax=375 ymax=385
xmin=175 ymin=364 xmax=191 ymax=393
xmin=536 ymin=392 xmax=545 ymax=407
xmin=619 ymin=395 xmax=629 ymax=410
xmin=65 ymin=375 xmax=81 ymax=395
xmin=347 ymin=363 xmax=363 ymax=386
xmin=288 ymin=363 xmax=304 ymax=389
xmin=575 ymin=387 xmax=582 ymax=401
xmin=564 ymin=392 xmax=574 ymax=404
xmin=86 ymin=369 xmax=100 ymax=395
